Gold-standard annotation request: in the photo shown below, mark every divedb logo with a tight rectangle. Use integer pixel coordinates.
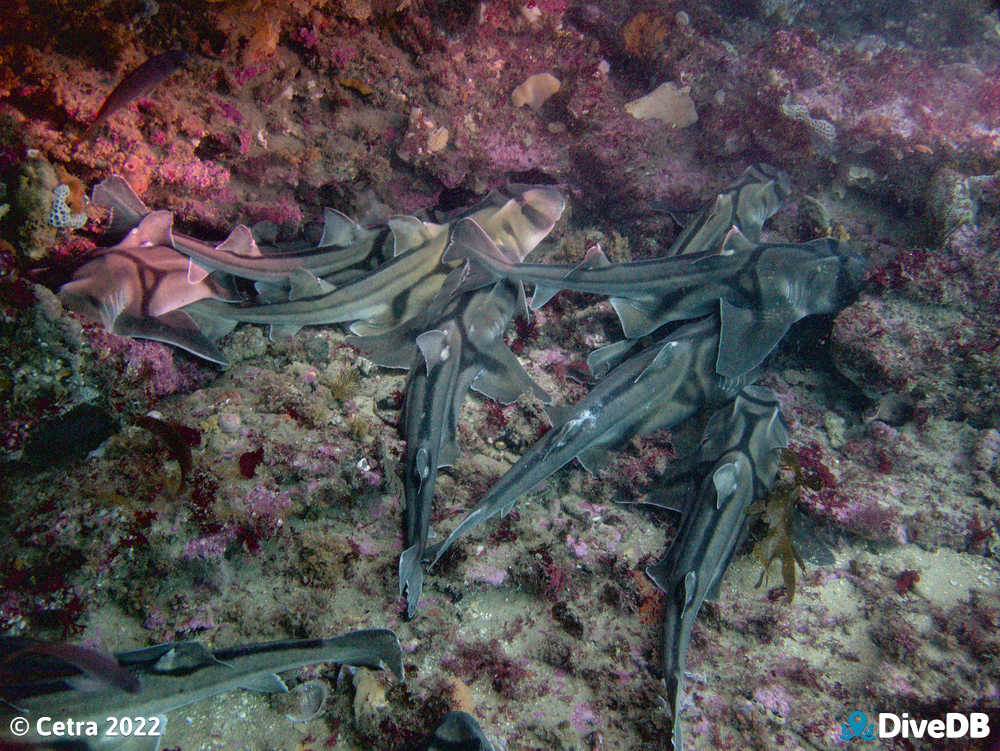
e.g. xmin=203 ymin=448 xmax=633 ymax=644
xmin=841 ymin=710 xmax=991 ymax=741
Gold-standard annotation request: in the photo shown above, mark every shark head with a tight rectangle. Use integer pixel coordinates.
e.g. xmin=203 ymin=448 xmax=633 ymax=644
xmin=58 ymin=213 xmax=231 ymax=364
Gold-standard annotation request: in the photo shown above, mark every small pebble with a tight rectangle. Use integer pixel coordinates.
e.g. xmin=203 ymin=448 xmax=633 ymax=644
xmin=218 ymin=412 xmax=242 ymax=434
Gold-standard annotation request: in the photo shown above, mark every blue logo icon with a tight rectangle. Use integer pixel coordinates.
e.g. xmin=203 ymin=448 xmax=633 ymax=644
xmin=841 ymin=711 xmax=876 ymax=741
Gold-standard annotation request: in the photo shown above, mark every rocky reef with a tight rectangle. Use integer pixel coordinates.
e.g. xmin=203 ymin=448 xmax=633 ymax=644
xmin=1 ymin=1 xmax=998 ymax=749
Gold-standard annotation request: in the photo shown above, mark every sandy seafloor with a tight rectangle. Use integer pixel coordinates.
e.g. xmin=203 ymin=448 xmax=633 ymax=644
xmin=1 ymin=0 xmax=1000 ymax=749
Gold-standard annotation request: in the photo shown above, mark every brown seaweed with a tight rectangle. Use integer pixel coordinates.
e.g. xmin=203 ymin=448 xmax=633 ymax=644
xmin=749 ymin=449 xmax=821 ymax=603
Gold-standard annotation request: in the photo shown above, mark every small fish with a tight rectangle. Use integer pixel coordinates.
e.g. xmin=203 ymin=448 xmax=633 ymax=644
xmin=133 ymin=414 xmax=194 ymax=485
xmin=2 ymin=630 xmax=403 ymax=750
xmin=644 ymin=387 xmax=788 ymax=751
xmin=418 ymin=711 xmax=495 ymax=751
xmin=74 ymin=49 xmax=188 ymax=149
xmin=427 ymin=315 xmax=758 ymax=567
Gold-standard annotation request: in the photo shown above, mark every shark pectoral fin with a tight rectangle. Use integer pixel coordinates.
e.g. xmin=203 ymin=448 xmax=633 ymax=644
xmin=586 ymin=339 xmax=637 ymax=379
xmin=416 ymin=330 xmax=450 ymax=375
xmin=269 ymin=323 xmax=302 ymax=340
xmin=398 ymin=544 xmax=424 ymax=619
xmin=184 ymin=302 xmax=239 ymax=343
xmin=645 ymin=556 xmax=671 ymax=593
xmin=528 ymin=282 xmax=563 ymax=310
xmin=608 ymin=297 xmax=659 ymax=339
xmin=631 ymin=481 xmax=696 ymax=513
xmin=349 ymin=308 xmax=402 ymax=336
xmin=216 ymin=224 xmax=262 ymax=258
xmin=705 ymin=573 xmax=725 ymax=602
xmin=113 ymin=310 xmax=229 ymax=366
xmin=347 ymin=331 xmax=418 ymax=369
xmin=577 ymin=444 xmax=618 ymax=474
xmin=471 ymin=344 xmax=550 ymax=404
xmin=444 ymin=218 xmax=518 ymax=270
xmin=717 ymin=297 xmax=793 ymax=378
xmin=241 ymin=672 xmax=290 ymax=693
xmin=438 ymin=437 xmax=460 ymax=467
xmin=318 ymin=207 xmax=361 ymax=247
xmin=253 ymin=280 xmax=291 ymax=302
xmin=91 ymin=175 xmax=151 ymax=235
xmin=287 ymin=269 xmax=334 ymax=300
xmin=185 ymin=258 xmax=210 ymax=284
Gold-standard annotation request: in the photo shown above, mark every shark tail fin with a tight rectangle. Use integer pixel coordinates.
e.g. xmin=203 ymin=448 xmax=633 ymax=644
xmin=398 ymin=545 xmax=424 ymax=619
xmin=91 ymin=175 xmax=151 ymax=236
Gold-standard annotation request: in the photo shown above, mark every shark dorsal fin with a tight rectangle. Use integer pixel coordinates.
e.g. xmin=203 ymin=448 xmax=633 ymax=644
xmin=216 ymin=224 xmax=262 ymax=258
xmin=719 ymin=225 xmax=756 ymax=254
xmin=318 ymin=207 xmax=361 ymax=248
xmin=388 ymin=216 xmax=444 ymax=256
xmin=287 ymin=268 xmax=334 ymax=300
xmin=471 ymin=343 xmax=551 ymax=405
xmin=241 ymin=673 xmax=289 ymax=693
xmin=608 ymin=297 xmax=658 ymax=339
xmin=571 ymin=244 xmax=611 ymax=273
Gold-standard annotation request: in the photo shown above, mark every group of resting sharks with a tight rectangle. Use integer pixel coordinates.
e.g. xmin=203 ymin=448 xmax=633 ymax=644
xmin=9 ymin=164 xmax=865 ymax=749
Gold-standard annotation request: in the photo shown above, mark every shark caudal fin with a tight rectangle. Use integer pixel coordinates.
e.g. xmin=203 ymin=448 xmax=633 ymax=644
xmin=91 ymin=175 xmax=152 ymax=236
xmin=398 ymin=545 xmax=424 ymax=619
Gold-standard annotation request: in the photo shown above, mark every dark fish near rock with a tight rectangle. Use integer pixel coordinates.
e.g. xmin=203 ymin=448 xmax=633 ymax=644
xmin=20 ymin=402 xmax=118 ymax=470
xmin=417 ymin=711 xmax=494 ymax=751
xmin=74 ymin=49 xmax=188 ymax=149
